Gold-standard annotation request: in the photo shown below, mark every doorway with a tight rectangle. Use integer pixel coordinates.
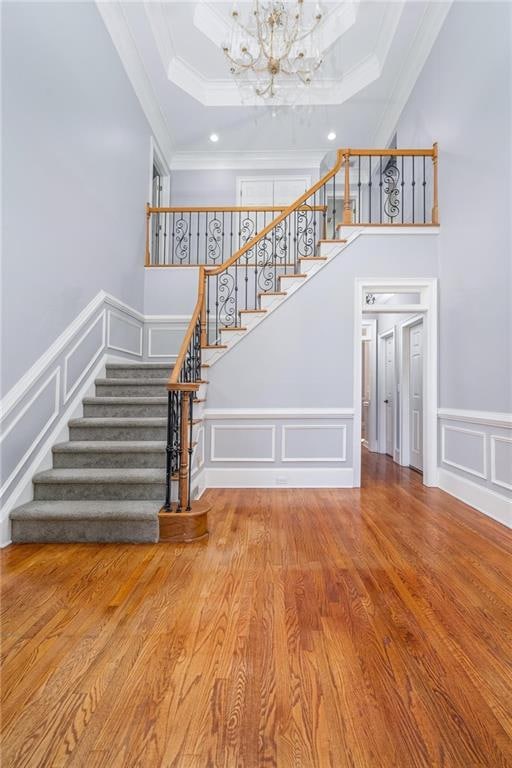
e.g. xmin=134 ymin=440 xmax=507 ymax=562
xmin=353 ymin=279 xmax=438 ymax=488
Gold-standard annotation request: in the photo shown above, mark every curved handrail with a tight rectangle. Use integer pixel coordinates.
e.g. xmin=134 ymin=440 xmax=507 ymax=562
xmin=168 ymin=265 xmax=205 ymax=388
xmin=204 ymin=148 xmax=345 ymax=277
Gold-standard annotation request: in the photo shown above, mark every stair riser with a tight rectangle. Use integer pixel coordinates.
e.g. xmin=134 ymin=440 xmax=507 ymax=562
xmin=106 ymin=367 xmax=170 ymax=380
xmin=53 ymin=451 xmax=166 ymax=469
xmin=96 ymin=384 xmax=166 ymax=397
xmin=34 ymin=482 xmax=166 ymax=501
xmin=83 ymin=403 xmax=167 ymax=418
xmin=70 ymin=425 xmax=167 ymax=441
xmin=11 ymin=519 xmax=159 ymax=544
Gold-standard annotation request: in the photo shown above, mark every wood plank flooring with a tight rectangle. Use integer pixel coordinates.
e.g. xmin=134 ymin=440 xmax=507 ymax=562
xmin=2 ymin=451 xmax=512 ymax=767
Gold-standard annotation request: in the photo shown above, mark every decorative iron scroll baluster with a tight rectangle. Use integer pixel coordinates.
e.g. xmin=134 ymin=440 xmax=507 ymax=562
xmin=174 ymin=215 xmax=189 ymax=263
xmin=383 ymin=157 xmax=400 ymax=222
xmin=187 ymin=392 xmax=194 ymax=511
xmin=163 ymin=389 xmax=180 ymax=512
xmin=297 ymin=205 xmax=314 ymax=258
xmin=401 ymin=156 xmax=405 ymax=223
xmin=422 ymin=156 xmax=427 ymax=224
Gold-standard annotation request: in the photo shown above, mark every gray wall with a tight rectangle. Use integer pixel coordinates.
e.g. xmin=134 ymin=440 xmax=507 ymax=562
xmin=395 ymin=1 xmax=512 ymax=413
xmin=170 ymin=167 xmax=320 ymax=207
xmin=1 ymin=2 xmax=151 ymax=396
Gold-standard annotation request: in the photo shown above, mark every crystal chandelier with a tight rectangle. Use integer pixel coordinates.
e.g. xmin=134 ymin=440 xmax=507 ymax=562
xmin=223 ymin=1 xmax=323 ymax=100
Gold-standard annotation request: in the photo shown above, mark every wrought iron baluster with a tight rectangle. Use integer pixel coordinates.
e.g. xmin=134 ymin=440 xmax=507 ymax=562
xmin=206 ymin=275 xmax=211 ymax=345
xmin=187 ymin=391 xmax=194 ymax=511
xmin=401 ymin=156 xmax=405 ymax=223
xmin=163 ymin=390 xmax=173 ymax=511
xmin=188 ymin=212 xmax=192 ymax=264
xmin=196 ymin=211 xmax=200 ymax=264
xmin=412 ymin=156 xmax=416 ymax=224
xmin=215 ymin=273 xmax=219 ymax=343
xmin=313 ymin=191 xmax=317 ymax=257
xmin=379 ymin=156 xmax=383 ymax=224
xmin=358 ymin=156 xmax=361 ymax=224
xmin=322 ymin=182 xmax=327 ymax=240
xmin=423 ymin=156 xmax=427 ymax=223
xmin=368 ymin=157 xmax=372 ymax=223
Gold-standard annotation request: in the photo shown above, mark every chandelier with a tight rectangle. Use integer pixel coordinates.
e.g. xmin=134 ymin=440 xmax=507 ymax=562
xmin=222 ymin=1 xmax=323 ymax=100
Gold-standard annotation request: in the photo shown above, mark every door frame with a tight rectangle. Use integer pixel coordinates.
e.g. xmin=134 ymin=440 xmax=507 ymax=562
xmin=377 ymin=328 xmax=396 ymax=456
xmin=361 ymin=319 xmax=378 ymax=452
xmin=353 ymin=278 xmax=438 ymax=487
xmin=398 ymin=314 xmax=424 ymax=469
xmin=148 ymin=136 xmax=170 ymax=206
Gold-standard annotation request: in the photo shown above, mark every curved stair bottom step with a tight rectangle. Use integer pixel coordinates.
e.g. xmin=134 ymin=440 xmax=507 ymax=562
xmin=10 ymin=501 xmax=159 ymax=544
xmin=159 ymin=500 xmax=210 ymax=543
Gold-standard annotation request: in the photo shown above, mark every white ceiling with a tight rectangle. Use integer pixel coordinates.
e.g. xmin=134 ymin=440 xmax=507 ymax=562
xmin=98 ymin=1 xmax=452 ymax=168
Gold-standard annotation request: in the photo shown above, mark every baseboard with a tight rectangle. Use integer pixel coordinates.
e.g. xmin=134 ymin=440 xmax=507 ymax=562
xmin=437 ymin=468 xmax=512 ymax=530
xmin=204 ymin=467 xmax=354 ymax=488
xmin=0 ymin=354 xmax=109 ymax=547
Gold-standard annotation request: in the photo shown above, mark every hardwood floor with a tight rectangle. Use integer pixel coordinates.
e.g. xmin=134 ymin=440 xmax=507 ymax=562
xmin=2 ymin=451 xmax=512 ymax=767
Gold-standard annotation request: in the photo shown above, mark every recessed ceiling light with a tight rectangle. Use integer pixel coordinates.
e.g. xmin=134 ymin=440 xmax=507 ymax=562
xmin=327 ymin=131 xmax=336 ymax=141
xmin=209 ymin=133 xmax=219 ymax=143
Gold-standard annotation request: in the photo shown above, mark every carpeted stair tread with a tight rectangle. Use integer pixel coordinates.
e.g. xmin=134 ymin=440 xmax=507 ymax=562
xmin=69 ymin=417 xmax=167 ymax=427
xmin=94 ymin=377 xmax=168 ymax=386
xmin=83 ymin=397 xmax=168 ymax=405
xmin=10 ymin=500 xmax=159 ymax=521
xmin=53 ymin=441 xmax=166 ymax=453
xmin=33 ymin=468 xmax=165 ymax=484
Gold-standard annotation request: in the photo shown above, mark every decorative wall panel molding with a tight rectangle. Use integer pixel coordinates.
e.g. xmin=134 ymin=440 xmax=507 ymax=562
xmin=107 ymin=310 xmax=143 ymax=357
xmin=441 ymin=424 xmax=487 ymax=480
xmin=490 ymin=435 xmax=512 ymax=492
xmin=281 ymin=424 xmax=347 ymax=463
xmin=210 ymin=424 xmax=276 ymax=463
xmin=63 ymin=311 xmax=106 ymax=403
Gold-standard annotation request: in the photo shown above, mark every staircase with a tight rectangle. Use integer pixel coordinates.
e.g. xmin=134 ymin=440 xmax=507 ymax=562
xmin=10 ymin=363 xmax=176 ymax=543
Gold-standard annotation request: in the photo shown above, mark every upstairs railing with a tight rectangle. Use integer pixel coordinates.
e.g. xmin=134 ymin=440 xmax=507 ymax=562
xmin=157 ymin=145 xmax=439 ymax=512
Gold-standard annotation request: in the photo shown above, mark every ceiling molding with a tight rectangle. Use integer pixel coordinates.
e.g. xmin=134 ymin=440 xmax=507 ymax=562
xmin=155 ymin=1 xmax=402 ymax=108
xmin=167 ymin=52 xmax=382 ymax=107
xmin=193 ymin=1 xmax=359 ymax=58
xmin=169 ymin=149 xmax=326 ymax=171
xmin=373 ymin=1 xmax=453 ymax=147
xmin=96 ymin=0 xmax=174 ymax=164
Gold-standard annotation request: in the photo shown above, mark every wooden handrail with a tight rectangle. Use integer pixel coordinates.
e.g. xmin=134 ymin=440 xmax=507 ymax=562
xmin=344 ymin=148 xmax=435 ymax=157
xmin=147 ymin=205 xmax=327 ymax=214
xmin=204 ymin=149 xmax=345 ymax=277
xmin=168 ymin=266 xmax=206 ymax=389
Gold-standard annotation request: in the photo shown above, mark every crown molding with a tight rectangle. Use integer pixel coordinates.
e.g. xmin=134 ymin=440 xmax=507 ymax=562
xmin=169 ymin=149 xmax=325 ymax=171
xmin=96 ymin=0 xmax=174 ymax=165
xmin=373 ymin=1 xmax=453 ymax=147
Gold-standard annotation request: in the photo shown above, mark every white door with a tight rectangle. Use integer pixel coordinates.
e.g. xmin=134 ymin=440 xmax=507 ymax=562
xmin=361 ymin=341 xmax=370 ymax=446
xmin=239 ymin=179 xmax=274 ymax=207
xmin=384 ymin=335 xmax=394 ymax=457
xmin=409 ymin=320 xmax=424 ymax=471
xmin=238 ymin=176 xmax=310 ymax=207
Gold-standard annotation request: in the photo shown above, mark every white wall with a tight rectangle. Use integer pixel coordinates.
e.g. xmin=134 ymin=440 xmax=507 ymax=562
xmin=1 ymin=2 xmax=152 ymax=396
xmin=170 ymin=167 xmax=319 ymax=207
xmin=395 ymin=0 xmax=511 ymax=414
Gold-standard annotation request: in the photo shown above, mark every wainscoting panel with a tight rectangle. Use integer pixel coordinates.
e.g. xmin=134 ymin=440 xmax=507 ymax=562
xmin=145 ymin=319 xmax=190 ymax=360
xmin=107 ymin=310 xmax=143 ymax=357
xmin=64 ymin=311 xmax=106 ymax=403
xmin=491 ymin=435 xmax=512 ymax=491
xmin=204 ymin=410 xmax=354 ymax=487
xmin=441 ymin=424 xmax=487 ymax=479
xmin=211 ymin=425 xmax=276 ymax=462
xmin=438 ymin=410 xmax=512 ymax=529
xmin=281 ymin=424 xmax=347 ymax=462
xmin=0 ymin=369 xmax=60 ymax=497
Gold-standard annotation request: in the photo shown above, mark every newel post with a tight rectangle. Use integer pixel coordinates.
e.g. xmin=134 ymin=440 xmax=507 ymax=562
xmin=145 ymin=203 xmax=151 ymax=266
xmin=200 ymin=267 xmax=207 ymax=349
xmin=342 ymin=150 xmax=353 ymax=225
xmin=432 ymin=143 xmax=439 ymax=225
